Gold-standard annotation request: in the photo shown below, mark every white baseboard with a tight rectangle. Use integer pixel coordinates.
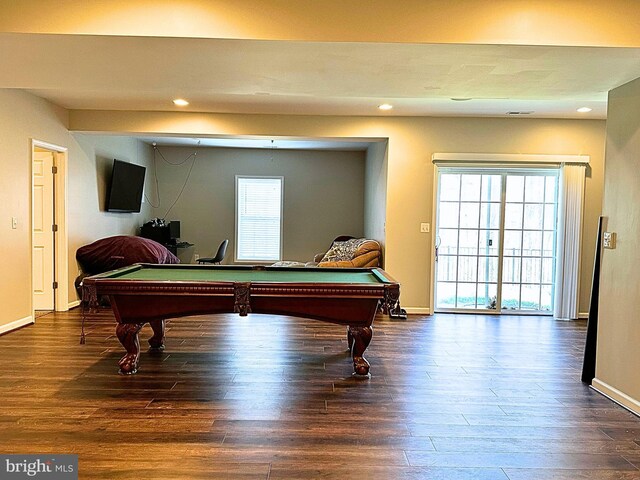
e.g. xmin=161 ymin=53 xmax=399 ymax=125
xmin=578 ymin=312 xmax=589 ymax=319
xmin=592 ymin=378 xmax=640 ymax=417
xmin=0 ymin=316 xmax=34 ymax=336
xmin=403 ymin=307 xmax=431 ymax=315
xmin=67 ymin=300 xmax=81 ymax=309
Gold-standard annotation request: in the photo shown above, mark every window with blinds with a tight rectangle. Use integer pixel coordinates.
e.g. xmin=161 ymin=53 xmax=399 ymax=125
xmin=235 ymin=176 xmax=283 ymax=261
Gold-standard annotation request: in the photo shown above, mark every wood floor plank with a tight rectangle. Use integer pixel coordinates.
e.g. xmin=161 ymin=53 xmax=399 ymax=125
xmin=268 ymin=465 xmax=510 ymax=480
xmin=406 ymin=451 xmax=637 ymax=469
xmin=430 ymin=437 xmax=640 ymax=454
xmin=504 ymin=469 xmax=640 ymax=479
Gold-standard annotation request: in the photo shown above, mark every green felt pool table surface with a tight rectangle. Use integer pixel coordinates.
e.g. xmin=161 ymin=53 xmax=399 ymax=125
xmin=99 ymin=264 xmax=393 ymax=284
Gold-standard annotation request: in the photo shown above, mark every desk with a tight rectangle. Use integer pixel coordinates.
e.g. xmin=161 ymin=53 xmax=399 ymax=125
xmin=164 ymin=241 xmax=194 ymax=256
xmin=82 ymin=264 xmax=403 ymax=375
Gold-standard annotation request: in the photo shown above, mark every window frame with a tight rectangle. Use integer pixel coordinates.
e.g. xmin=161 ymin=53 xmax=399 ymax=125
xmin=234 ymin=175 xmax=284 ymax=263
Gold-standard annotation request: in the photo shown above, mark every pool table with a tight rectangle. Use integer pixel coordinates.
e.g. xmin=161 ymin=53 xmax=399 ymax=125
xmin=82 ymin=264 xmax=404 ymax=376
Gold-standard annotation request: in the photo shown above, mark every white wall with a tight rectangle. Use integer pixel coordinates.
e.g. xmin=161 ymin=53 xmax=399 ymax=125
xmin=364 ymin=141 xmax=388 ymax=256
xmin=593 ymin=76 xmax=640 ymax=411
xmin=0 ymin=89 xmax=153 ymax=331
xmin=147 ymin=146 xmax=365 ymax=263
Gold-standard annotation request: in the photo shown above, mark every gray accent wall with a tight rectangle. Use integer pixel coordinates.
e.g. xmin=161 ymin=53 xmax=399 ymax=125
xmin=148 ymin=147 xmax=366 ymax=263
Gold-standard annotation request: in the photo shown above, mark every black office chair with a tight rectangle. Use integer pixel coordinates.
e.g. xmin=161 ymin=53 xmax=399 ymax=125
xmin=197 ymin=239 xmax=228 ymax=264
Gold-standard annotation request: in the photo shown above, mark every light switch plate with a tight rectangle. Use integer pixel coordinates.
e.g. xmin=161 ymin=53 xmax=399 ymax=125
xmin=11 ymin=217 xmax=17 ymax=229
xmin=603 ymin=231 xmax=616 ymax=249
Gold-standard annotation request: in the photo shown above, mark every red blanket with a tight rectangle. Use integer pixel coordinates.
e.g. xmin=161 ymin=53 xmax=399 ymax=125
xmin=76 ymin=235 xmax=179 ymax=274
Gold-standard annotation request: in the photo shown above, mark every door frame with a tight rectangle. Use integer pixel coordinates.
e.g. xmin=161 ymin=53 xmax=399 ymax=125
xmin=429 ymin=164 xmax=439 ymax=314
xmin=31 ymin=139 xmax=69 ymax=313
xmin=429 ymin=152 xmax=589 ymax=315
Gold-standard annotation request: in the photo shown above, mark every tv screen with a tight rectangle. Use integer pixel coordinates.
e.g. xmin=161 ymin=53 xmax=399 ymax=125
xmin=106 ymin=160 xmax=146 ymax=213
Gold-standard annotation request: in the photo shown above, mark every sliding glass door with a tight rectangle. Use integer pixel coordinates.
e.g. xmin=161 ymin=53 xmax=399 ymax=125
xmin=436 ymin=173 xmax=501 ymax=310
xmin=435 ymin=168 xmax=558 ymax=314
xmin=501 ymin=175 xmax=557 ymax=312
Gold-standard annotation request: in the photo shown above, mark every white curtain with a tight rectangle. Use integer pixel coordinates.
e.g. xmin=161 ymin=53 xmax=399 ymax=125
xmin=554 ymin=164 xmax=586 ymax=320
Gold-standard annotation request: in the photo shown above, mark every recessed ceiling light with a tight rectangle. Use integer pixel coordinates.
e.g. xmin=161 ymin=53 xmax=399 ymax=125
xmin=451 ymin=98 xmax=472 ymax=101
xmin=378 ymin=104 xmax=393 ymax=111
xmin=577 ymin=107 xmax=592 ymax=113
xmin=173 ymin=98 xmax=189 ymax=107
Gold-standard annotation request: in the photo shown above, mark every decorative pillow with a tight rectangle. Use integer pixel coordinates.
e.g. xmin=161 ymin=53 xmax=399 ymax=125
xmin=320 ymin=238 xmax=368 ymax=263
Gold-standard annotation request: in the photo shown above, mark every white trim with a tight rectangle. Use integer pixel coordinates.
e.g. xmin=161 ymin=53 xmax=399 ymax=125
xmin=592 ymin=378 xmax=640 ymax=417
xmin=434 ymin=308 xmax=552 ymax=316
xmin=31 ymin=140 xmax=69 ymax=313
xmin=53 ymin=149 xmax=69 ymax=311
xmin=32 ymin=140 xmax=68 ymax=153
xmin=403 ymin=307 xmax=431 ymax=315
xmin=432 ymin=153 xmax=590 ymax=164
xmin=578 ymin=312 xmax=589 ymax=319
xmin=234 ymin=175 xmax=284 ymax=262
xmin=0 ymin=316 xmax=34 ymax=336
xmin=68 ymin=300 xmax=81 ymax=309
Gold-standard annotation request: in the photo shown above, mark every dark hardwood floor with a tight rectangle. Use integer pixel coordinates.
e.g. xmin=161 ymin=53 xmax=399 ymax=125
xmin=1 ymin=309 xmax=639 ymax=479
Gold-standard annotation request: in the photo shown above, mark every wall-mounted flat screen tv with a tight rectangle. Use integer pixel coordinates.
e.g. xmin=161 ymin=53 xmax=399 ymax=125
xmin=106 ymin=159 xmax=146 ymax=213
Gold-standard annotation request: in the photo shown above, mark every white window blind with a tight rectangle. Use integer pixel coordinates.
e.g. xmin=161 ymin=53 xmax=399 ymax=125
xmin=554 ymin=164 xmax=586 ymax=320
xmin=235 ymin=176 xmax=283 ymax=261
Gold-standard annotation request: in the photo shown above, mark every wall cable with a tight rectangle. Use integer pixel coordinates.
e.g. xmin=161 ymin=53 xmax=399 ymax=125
xmin=160 ymin=141 xmax=200 ymax=219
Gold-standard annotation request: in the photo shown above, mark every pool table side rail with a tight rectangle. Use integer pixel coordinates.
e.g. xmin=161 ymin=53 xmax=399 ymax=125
xmin=83 ymin=278 xmax=393 ymax=297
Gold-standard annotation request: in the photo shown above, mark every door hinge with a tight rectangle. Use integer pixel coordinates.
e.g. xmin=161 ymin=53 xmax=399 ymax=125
xmin=52 ymin=165 xmax=58 ymax=174
xmin=52 ymin=281 xmax=58 ymax=289
xmin=52 ymin=224 xmax=58 ymax=232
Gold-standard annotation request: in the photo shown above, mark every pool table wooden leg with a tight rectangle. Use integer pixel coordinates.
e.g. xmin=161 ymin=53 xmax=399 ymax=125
xmin=348 ymin=325 xmax=373 ymax=376
xmin=116 ymin=322 xmax=144 ymax=374
xmin=148 ymin=319 xmax=166 ymax=351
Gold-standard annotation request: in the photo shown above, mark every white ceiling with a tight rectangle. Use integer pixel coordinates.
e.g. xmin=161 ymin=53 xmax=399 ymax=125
xmin=3 ymin=33 xmax=640 ymax=122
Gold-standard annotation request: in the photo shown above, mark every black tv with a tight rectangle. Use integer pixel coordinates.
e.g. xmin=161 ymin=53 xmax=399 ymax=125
xmin=106 ymin=160 xmax=146 ymax=213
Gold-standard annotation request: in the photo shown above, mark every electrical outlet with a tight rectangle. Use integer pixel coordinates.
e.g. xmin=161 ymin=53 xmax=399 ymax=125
xmin=420 ymin=222 xmax=430 ymax=233
xmin=11 ymin=217 xmax=17 ymax=229
xmin=194 ymin=253 xmax=200 ymax=261
xmin=603 ymin=232 xmax=616 ymax=249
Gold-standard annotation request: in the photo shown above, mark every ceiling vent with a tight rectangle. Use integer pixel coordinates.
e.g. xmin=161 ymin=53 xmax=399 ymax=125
xmin=506 ymin=111 xmax=534 ymax=116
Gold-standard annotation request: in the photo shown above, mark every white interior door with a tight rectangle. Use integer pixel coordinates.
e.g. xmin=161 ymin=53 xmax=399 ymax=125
xmin=32 ymin=150 xmax=55 ymax=310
